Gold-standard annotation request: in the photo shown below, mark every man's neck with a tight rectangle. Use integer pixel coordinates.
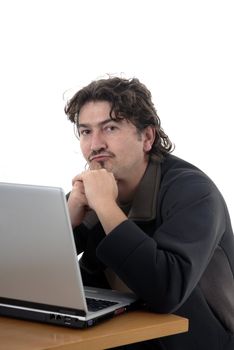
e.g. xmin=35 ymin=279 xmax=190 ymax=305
xmin=117 ymin=160 xmax=149 ymax=204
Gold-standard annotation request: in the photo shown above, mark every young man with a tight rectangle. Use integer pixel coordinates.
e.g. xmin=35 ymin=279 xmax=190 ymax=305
xmin=65 ymin=77 xmax=234 ymax=349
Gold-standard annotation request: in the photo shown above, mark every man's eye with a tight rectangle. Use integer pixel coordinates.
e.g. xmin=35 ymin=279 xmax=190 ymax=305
xmin=105 ymin=125 xmax=117 ymax=132
xmin=80 ymin=129 xmax=91 ymax=136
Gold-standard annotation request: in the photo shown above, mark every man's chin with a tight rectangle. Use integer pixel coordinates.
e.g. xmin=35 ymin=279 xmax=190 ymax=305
xmin=88 ymin=160 xmax=116 ymax=177
xmin=89 ymin=160 xmax=104 ymax=170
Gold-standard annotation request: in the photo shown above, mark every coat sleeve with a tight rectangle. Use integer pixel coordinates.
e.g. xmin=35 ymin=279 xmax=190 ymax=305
xmin=96 ymin=173 xmax=227 ymax=313
xmin=72 ymin=224 xmax=90 ymax=254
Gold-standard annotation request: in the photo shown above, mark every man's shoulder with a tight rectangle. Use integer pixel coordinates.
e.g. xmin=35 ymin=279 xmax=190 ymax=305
xmin=158 ymin=154 xmax=224 ymax=214
xmin=159 ymin=154 xmax=218 ymax=196
xmin=161 ymin=154 xmax=201 ymax=172
xmin=160 ymin=154 xmax=208 ymax=181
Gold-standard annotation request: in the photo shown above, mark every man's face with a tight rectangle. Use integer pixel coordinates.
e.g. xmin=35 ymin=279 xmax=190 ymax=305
xmin=78 ymin=101 xmax=153 ymax=193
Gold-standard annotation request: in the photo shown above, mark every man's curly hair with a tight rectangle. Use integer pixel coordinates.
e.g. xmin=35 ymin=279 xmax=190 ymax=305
xmin=64 ymin=76 xmax=174 ymax=161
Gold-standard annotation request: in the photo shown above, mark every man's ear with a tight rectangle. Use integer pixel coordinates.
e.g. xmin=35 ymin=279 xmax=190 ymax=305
xmin=143 ymin=126 xmax=156 ymax=152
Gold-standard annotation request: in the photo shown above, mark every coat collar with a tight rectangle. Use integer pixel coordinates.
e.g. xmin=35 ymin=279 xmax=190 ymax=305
xmin=128 ymin=158 xmax=161 ymax=221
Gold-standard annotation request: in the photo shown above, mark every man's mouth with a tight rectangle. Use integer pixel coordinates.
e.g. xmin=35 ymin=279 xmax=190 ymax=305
xmin=89 ymin=153 xmax=113 ymax=162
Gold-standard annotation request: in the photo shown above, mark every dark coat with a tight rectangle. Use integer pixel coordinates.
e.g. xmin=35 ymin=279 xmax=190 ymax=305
xmin=73 ymin=154 xmax=234 ymax=349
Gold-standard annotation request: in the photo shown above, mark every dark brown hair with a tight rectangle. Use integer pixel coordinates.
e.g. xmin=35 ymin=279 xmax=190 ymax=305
xmin=64 ymin=76 xmax=174 ymax=160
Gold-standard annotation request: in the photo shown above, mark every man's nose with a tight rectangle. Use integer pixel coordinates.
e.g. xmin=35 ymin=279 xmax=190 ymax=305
xmin=90 ymin=130 xmax=107 ymax=152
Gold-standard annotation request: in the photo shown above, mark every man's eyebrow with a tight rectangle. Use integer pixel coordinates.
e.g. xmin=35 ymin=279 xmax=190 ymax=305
xmin=77 ymin=118 xmax=117 ymax=129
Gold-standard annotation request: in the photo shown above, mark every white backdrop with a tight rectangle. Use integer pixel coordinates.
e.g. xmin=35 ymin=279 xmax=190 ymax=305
xmin=0 ymin=0 xmax=233 ymax=221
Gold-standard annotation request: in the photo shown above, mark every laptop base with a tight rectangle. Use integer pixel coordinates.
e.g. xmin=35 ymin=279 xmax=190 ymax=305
xmin=0 ymin=304 xmax=120 ymax=328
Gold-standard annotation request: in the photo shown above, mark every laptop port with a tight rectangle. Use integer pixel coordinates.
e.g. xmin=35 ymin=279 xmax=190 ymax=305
xmin=64 ymin=316 xmax=72 ymax=325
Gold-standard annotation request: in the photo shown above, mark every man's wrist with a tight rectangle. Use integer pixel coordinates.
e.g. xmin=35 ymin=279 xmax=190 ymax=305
xmin=94 ymin=200 xmax=127 ymax=235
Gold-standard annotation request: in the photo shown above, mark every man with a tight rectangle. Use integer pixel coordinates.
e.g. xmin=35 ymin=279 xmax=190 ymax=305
xmin=64 ymin=76 xmax=234 ymax=349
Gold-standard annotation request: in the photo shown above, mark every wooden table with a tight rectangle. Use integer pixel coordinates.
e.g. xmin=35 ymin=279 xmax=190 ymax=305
xmin=0 ymin=311 xmax=188 ymax=350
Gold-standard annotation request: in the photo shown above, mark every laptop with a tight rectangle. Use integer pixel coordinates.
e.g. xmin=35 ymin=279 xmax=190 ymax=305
xmin=0 ymin=182 xmax=137 ymax=328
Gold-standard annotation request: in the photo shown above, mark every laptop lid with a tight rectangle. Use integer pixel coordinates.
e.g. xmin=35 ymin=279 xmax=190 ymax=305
xmin=0 ymin=182 xmax=88 ymax=312
xmin=0 ymin=182 xmax=137 ymax=327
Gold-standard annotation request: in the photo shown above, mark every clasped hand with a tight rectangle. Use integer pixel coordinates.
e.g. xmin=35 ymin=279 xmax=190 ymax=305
xmin=68 ymin=166 xmax=118 ymax=228
xmin=78 ymin=168 xmax=118 ymax=210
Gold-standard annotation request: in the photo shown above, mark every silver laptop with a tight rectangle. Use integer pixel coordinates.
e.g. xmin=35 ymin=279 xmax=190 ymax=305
xmin=0 ymin=182 xmax=137 ymax=328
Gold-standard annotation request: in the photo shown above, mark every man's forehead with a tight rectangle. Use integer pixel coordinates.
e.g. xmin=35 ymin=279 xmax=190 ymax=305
xmin=77 ymin=100 xmax=130 ymax=129
xmin=79 ymin=100 xmax=111 ymax=114
xmin=78 ymin=100 xmax=113 ymax=124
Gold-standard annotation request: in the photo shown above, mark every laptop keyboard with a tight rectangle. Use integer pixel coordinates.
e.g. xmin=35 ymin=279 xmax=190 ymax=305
xmin=86 ymin=297 xmax=118 ymax=312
